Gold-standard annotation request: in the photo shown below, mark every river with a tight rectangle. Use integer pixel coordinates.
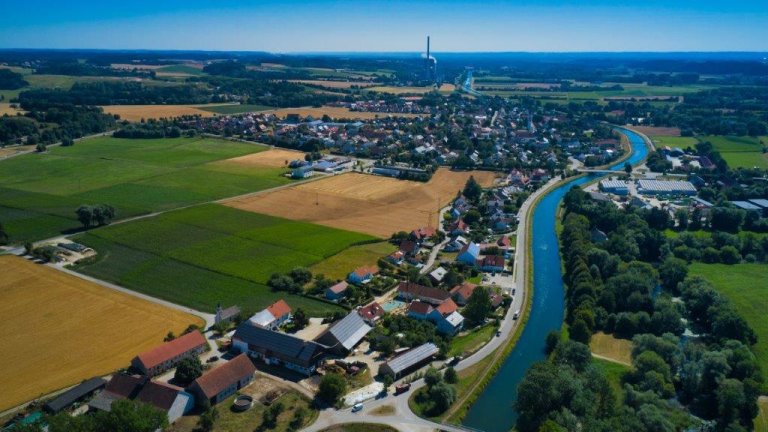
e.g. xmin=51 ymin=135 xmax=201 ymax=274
xmin=462 ymin=128 xmax=650 ymax=432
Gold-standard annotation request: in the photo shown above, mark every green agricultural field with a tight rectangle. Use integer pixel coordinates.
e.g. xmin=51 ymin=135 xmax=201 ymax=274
xmin=309 ymin=241 xmax=396 ymax=281
xmin=688 ymin=263 xmax=768 ymax=389
xmin=0 ymin=136 xmax=291 ymax=243
xmin=72 ymin=204 xmax=371 ymax=315
xmin=651 ymin=136 xmax=699 ymax=148
xmin=702 ymin=135 xmax=768 ymax=169
xmin=156 ymin=64 xmax=205 ymax=76
xmin=198 ymin=104 xmax=274 ymax=114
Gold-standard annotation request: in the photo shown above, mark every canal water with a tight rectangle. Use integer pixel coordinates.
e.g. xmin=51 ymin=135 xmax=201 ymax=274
xmin=462 ymin=128 xmax=649 ymax=432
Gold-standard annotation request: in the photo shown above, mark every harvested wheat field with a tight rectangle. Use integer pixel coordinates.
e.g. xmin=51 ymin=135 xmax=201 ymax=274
xmin=0 ymin=144 xmax=34 ymax=158
xmin=218 ymin=148 xmax=307 ymax=168
xmin=100 ymin=104 xmax=218 ymax=121
xmin=224 ymin=169 xmax=498 ymax=238
xmin=263 ymin=106 xmax=419 ymax=120
xmin=0 ymin=103 xmax=25 ymax=116
xmin=0 ymin=255 xmax=203 ymax=411
xmin=367 ymin=83 xmax=455 ymax=94
xmin=627 ymin=126 xmax=681 ymax=137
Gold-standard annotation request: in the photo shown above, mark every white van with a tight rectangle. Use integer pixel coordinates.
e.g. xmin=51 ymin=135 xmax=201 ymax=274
xmin=352 ymin=403 xmax=363 ymax=412
xmin=513 ymin=310 xmax=520 ymax=320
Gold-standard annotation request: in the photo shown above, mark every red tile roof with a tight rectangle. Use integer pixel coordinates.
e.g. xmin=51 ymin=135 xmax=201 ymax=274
xmin=352 ymin=266 xmax=378 ymax=277
xmin=497 ymin=236 xmax=511 ymax=247
xmin=412 ymin=226 xmax=436 ymax=239
xmin=436 ymin=298 xmax=458 ymax=315
xmin=450 ymin=282 xmax=478 ymax=300
xmin=192 ymin=354 xmax=256 ymax=399
xmin=358 ymin=302 xmax=385 ymax=321
xmin=104 ymin=375 xmax=145 ymax=399
xmin=135 ymin=331 xmax=206 ymax=371
xmin=398 ymin=282 xmax=451 ymax=303
xmin=408 ymin=301 xmax=433 ymax=315
xmin=135 ymin=381 xmax=184 ymax=411
xmin=328 ymin=281 xmax=349 ymax=294
xmin=480 ymin=255 xmax=506 ymax=268
xmin=399 ymin=240 xmax=418 ymax=253
xmin=267 ymin=300 xmax=291 ymax=319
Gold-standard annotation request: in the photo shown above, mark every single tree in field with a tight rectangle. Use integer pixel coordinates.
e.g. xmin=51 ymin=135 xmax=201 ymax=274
xmin=76 ymin=205 xmax=94 ymax=228
xmin=174 ymin=356 xmax=203 ymax=384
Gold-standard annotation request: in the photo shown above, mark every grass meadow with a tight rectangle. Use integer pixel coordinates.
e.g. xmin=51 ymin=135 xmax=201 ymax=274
xmin=0 ymin=136 xmax=291 ymax=243
xmin=72 ymin=204 xmax=371 ymax=315
xmin=309 ymin=241 xmax=396 ymax=281
xmin=688 ymin=263 xmax=768 ymax=390
xmin=701 ymin=135 xmax=768 ymax=169
xmin=650 ymin=136 xmax=699 ymax=148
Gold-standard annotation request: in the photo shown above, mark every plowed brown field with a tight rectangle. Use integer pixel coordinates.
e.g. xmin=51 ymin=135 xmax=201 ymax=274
xmin=0 ymin=256 xmax=202 ymax=411
xmin=223 ymin=169 xmax=498 ymax=238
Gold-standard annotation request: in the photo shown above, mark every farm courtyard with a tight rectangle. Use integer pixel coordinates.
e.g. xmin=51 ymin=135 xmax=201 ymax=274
xmin=224 ymin=169 xmax=499 ymax=238
xmin=72 ymin=204 xmax=368 ymax=315
xmin=0 ymin=136 xmax=293 ymax=244
xmin=0 ymin=255 xmax=202 ymax=412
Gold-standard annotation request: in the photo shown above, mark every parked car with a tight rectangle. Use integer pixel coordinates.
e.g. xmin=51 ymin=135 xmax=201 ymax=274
xmin=206 ymin=356 xmax=219 ymax=363
xmin=513 ymin=310 xmax=520 ymax=320
xmin=395 ymin=383 xmax=411 ymax=395
xmin=496 ymin=330 xmax=502 ymax=337
xmin=352 ymin=403 xmax=364 ymax=412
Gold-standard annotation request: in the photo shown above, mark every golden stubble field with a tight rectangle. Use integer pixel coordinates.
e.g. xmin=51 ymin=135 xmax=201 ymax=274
xmin=223 ymin=169 xmax=498 ymax=238
xmin=0 ymin=256 xmax=203 ymax=411
xmin=218 ymin=148 xmax=307 ymax=168
xmin=100 ymin=105 xmax=218 ymax=121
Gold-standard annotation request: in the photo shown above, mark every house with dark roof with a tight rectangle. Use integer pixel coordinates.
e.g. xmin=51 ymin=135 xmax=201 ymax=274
xmin=397 ymin=281 xmax=451 ymax=305
xmin=232 ymin=323 xmax=325 ymax=376
xmin=131 ymin=331 xmax=207 ymax=376
xmin=399 ymin=240 xmax=420 ymax=257
xmin=407 ymin=301 xmax=434 ymax=320
xmin=89 ymin=375 xmax=193 ymax=424
xmin=315 ymin=311 xmax=373 ymax=355
xmin=188 ymin=354 xmax=256 ymax=406
xmin=44 ymin=377 xmax=106 ymax=414
xmin=136 ymin=381 xmax=194 ymax=423
xmin=357 ymin=301 xmax=385 ymax=325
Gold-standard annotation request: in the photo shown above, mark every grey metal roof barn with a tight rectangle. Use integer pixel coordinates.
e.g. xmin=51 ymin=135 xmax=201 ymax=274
xmin=315 ymin=310 xmax=373 ymax=354
xmin=380 ymin=342 xmax=439 ymax=378
xmin=44 ymin=377 xmax=107 ymax=413
xmin=637 ymin=179 xmax=697 ymax=195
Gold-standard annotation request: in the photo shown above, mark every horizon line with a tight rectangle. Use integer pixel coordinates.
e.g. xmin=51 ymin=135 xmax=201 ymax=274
xmin=1 ymin=48 xmax=767 ymax=55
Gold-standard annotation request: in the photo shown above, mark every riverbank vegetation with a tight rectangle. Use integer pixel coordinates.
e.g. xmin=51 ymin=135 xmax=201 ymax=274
xmin=514 ymin=187 xmax=764 ymax=432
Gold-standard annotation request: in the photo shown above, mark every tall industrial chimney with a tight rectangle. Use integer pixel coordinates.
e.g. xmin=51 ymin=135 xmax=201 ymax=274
xmin=427 ymin=36 xmax=430 ymax=61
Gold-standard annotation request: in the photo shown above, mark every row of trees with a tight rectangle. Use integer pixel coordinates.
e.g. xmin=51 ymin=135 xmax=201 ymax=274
xmin=14 ymin=399 xmax=167 ymax=432
xmin=76 ymin=204 xmax=116 ymax=229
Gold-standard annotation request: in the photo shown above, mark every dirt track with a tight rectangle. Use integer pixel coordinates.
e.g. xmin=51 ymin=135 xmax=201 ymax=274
xmin=223 ymin=169 xmax=497 ymax=238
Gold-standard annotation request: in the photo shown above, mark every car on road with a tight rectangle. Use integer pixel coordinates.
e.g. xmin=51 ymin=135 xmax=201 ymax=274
xmin=352 ymin=403 xmax=364 ymax=412
xmin=206 ymin=356 xmax=219 ymax=363
xmin=395 ymin=383 xmax=411 ymax=395
xmin=496 ymin=330 xmax=502 ymax=337
xmin=512 ymin=288 xmax=516 ymax=295
xmin=513 ymin=310 xmax=520 ymax=320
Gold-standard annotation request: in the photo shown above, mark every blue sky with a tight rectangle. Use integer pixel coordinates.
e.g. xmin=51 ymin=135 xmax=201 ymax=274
xmin=1 ymin=0 xmax=766 ymax=52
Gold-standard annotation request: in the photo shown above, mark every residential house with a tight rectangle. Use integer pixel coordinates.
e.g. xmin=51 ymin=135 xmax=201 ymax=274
xmin=386 ymin=250 xmax=405 ymax=265
xmin=348 ymin=266 xmax=378 ymax=284
xmin=449 ymin=219 xmax=469 ymax=236
xmin=497 ymin=236 xmax=511 ymax=249
xmin=429 ymin=267 xmax=448 ymax=284
xmin=379 ymin=343 xmax=439 ymax=379
xmin=188 ymin=354 xmax=256 ymax=406
xmin=450 ymin=282 xmax=479 ymax=306
xmin=357 ymin=301 xmax=385 ymax=325
xmin=315 ymin=311 xmax=373 ymax=355
xmin=478 ymin=255 xmax=505 ymax=272
xmin=407 ymin=301 xmax=434 ymax=320
xmin=433 ymin=311 xmax=465 ymax=335
xmin=232 ymin=323 xmax=325 ymax=376
xmin=215 ymin=304 xmax=241 ymax=325
xmin=411 ymin=227 xmax=437 ymax=243
xmin=131 ymin=331 xmax=207 ymax=377
xmin=399 ymin=240 xmax=420 ymax=257
xmin=457 ymin=242 xmax=481 ymax=266
xmin=90 ymin=375 xmax=193 ymax=424
xmin=325 ymin=281 xmax=349 ymax=301
xmin=397 ymin=281 xmax=451 ymax=305
xmin=248 ymin=299 xmax=292 ymax=330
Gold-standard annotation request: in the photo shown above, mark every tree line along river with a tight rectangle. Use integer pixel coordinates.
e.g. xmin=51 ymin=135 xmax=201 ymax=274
xmin=462 ymin=128 xmax=650 ymax=432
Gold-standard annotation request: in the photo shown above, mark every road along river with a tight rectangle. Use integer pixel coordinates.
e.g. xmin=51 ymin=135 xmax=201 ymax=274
xmin=462 ymin=128 xmax=650 ymax=432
